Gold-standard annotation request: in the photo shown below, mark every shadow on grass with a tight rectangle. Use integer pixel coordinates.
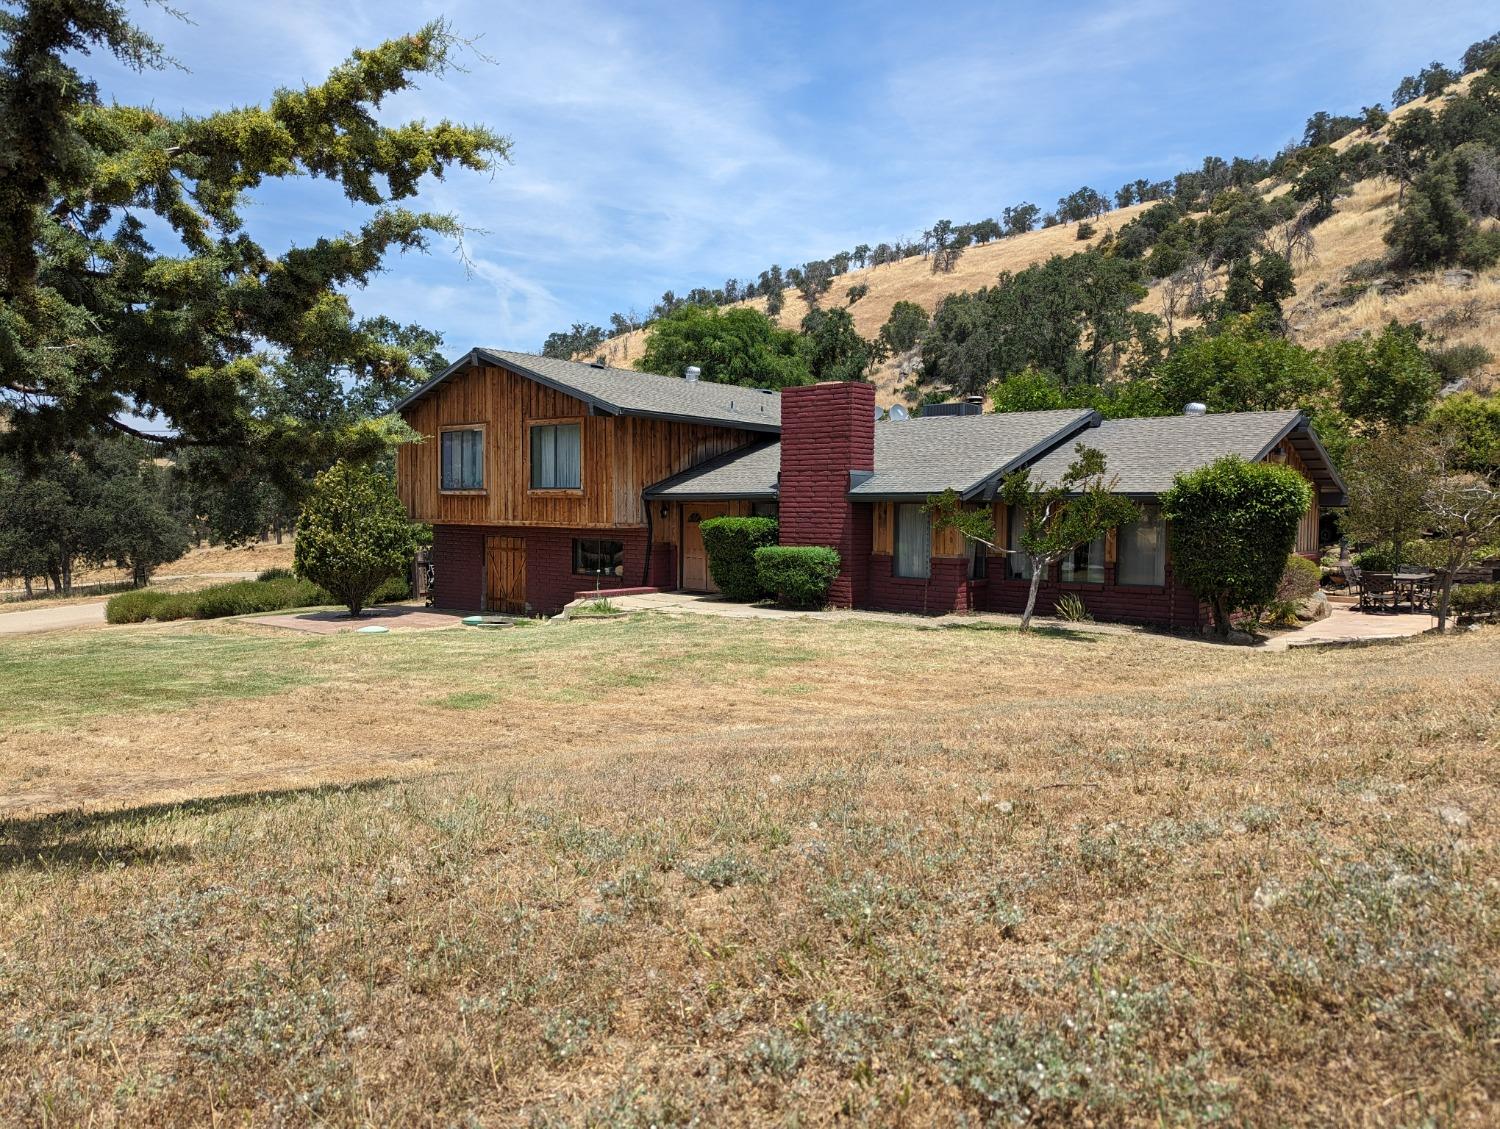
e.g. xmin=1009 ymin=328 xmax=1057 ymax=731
xmin=0 ymin=777 xmax=407 ymax=871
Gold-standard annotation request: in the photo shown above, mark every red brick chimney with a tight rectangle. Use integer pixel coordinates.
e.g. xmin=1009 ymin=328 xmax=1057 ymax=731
xmin=778 ymin=381 xmax=875 ymax=607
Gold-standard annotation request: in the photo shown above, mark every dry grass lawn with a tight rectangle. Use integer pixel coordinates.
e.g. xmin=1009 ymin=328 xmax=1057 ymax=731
xmin=1 ymin=613 xmax=1496 ymax=1125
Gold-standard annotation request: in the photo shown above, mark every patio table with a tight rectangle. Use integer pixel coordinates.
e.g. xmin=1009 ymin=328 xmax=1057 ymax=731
xmin=1392 ymin=571 xmax=1434 ymax=613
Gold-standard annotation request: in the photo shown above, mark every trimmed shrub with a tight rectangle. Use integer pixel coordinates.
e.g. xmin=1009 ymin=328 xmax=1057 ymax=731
xmin=372 ymin=573 xmax=412 ymax=603
xmin=699 ymin=516 xmax=779 ymax=601
xmin=1160 ymin=456 xmax=1312 ymax=636
xmin=257 ymin=566 xmax=295 ymax=581
xmin=105 ymin=578 xmax=333 ymax=623
xmin=754 ymin=546 xmax=840 ymax=608
xmin=188 ymin=577 xmax=331 ymax=619
xmin=1262 ymin=554 xmax=1322 ymax=625
xmin=105 ymin=588 xmax=171 ymax=624
xmin=1451 ymin=582 xmax=1500 ymax=618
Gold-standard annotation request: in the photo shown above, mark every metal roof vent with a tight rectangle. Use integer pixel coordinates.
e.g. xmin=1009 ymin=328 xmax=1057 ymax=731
xmin=1183 ymin=402 xmax=1208 ymax=417
xmin=684 ymin=365 xmax=701 ymax=382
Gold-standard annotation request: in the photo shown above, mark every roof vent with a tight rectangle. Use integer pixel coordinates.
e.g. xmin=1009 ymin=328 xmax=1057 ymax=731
xmin=1183 ymin=402 xmax=1208 ymax=417
xmin=590 ymin=356 xmax=607 ymax=368
xmin=684 ymin=365 xmax=701 ymax=382
xmin=964 ymin=395 xmax=984 ymax=406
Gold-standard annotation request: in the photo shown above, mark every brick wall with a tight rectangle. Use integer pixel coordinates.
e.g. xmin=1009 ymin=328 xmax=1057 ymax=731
xmin=431 ymin=525 xmax=484 ymax=611
xmin=778 ymin=382 xmax=876 ymax=607
xmin=984 ymin=561 xmax=1205 ymax=628
xmin=866 ymin=554 xmax=974 ymax=614
xmin=430 ymin=524 xmax=651 ymax=615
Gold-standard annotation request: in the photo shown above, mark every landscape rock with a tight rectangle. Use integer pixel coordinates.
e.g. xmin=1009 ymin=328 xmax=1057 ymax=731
xmin=1437 ymin=804 xmax=1471 ymax=828
xmin=1224 ymin=629 xmax=1259 ymax=646
xmin=1296 ymin=591 xmax=1332 ymax=622
xmin=1441 ymin=268 xmax=1475 ymax=288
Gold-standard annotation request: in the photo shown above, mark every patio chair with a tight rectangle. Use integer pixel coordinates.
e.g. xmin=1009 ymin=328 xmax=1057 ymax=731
xmin=1359 ymin=570 xmax=1397 ymax=613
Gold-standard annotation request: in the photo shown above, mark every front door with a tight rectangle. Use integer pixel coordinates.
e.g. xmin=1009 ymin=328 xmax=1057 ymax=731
xmin=485 ymin=535 xmax=526 ymax=613
xmin=681 ymin=503 xmax=729 ymax=592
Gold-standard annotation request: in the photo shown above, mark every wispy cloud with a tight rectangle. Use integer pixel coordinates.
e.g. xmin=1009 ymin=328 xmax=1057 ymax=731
xmin=90 ymin=0 xmax=1500 ymax=350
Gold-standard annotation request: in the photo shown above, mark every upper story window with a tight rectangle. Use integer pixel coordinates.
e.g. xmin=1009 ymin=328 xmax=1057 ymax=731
xmin=1117 ymin=504 xmax=1166 ymax=586
xmin=530 ymin=422 xmax=582 ymax=490
xmin=439 ymin=427 xmax=484 ymax=492
xmin=1060 ymin=533 xmax=1106 ymax=583
xmin=894 ymin=503 xmax=931 ymax=579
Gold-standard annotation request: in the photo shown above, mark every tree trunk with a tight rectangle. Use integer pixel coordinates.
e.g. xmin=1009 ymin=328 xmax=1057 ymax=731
xmin=1436 ymin=569 xmax=1453 ymax=632
xmin=1020 ymin=565 xmax=1044 ymax=631
xmin=60 ymin=554 xmax=72 ymax=595
xmin=23 ymin=576 xmax=32 ymax=598
xmin=1211 ymin=593 xmax=1233 ymax=637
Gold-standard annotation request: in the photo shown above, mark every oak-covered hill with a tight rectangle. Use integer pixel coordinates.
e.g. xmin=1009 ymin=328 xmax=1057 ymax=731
xmin=576 ymin=71 xmax=1500 ymax=408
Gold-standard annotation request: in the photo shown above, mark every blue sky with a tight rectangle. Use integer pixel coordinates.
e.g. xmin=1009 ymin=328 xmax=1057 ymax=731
xmin=93 ymin=0 xmax=1498 ymax=359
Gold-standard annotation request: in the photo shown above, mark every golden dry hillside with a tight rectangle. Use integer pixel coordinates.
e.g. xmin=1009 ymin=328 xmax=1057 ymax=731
xmin=582 ymin=79 xmax=1500 ymax=407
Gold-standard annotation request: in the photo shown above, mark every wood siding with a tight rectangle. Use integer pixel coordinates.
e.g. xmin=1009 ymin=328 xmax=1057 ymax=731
xmin=1269 ymin=440 xmax=1321 ymax=555
xmin=397 ymin=364 xmax=759 ymax=529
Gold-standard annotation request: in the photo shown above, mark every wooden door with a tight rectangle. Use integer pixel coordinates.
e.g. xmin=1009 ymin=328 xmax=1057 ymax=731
xmin=681 ymin=503 xmax=729 ymax=592
xmin=486 ymin=535 xmax=526 ymax=613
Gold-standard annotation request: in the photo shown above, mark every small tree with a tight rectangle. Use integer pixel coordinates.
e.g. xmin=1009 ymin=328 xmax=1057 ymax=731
xmin=1342 ymin=430 xmax=1442 ymax=576
xmin=927 ymin=444 xmax=1138 ymax=631
xmin=294 ymin=461 xmax=420 ymax=616
xmin=1159 ymin=457 xmax=1312 ymax=637
xmin=1423 ymin=473 xmax=1500 ymax=630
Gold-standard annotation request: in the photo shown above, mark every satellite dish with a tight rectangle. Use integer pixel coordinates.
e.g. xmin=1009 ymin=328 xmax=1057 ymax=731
xmin=889 ymin=405 xmax=910 ymax=422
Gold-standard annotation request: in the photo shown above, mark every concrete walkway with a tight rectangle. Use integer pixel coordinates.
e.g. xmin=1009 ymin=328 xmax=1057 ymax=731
xmin=1259 ymin=604 xmax=1433 ymax=651
xmin=246 ymin=605 xmax=469 ymax=635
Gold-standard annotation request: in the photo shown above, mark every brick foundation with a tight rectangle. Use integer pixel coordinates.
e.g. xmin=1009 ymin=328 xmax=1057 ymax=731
xmin=983 ymin=562 xmax=1204 ymax=628
xmin=866 ymin=555 xmax=975 ymax=615
xmin=431 ymin=524 xmax=651 ymax=615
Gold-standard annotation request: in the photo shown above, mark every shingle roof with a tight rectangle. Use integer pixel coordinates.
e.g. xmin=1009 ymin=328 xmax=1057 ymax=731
xmin=1026 ymin=409 xmax=1346 ymax=501
xmin=644 ymin=441 xmax=781 ymax=500
xmin=644 ymin=408 xmax=1100 ymax=501
xmin=393 ymin=348 xmax=782 ymax=433
xmin=849 ymin=409 xmax=1098 ymax=499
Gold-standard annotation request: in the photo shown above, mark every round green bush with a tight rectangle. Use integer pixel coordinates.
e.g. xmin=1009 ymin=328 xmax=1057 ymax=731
xmin=698 ymin=516 xmax=779 ymax=601
xmin=295 ymin=462 xmax=420 ymax=616
xmin=257 ymin=566 xmax=295 ymax=581
xmin=753 ymin=545 xmax=841 ymax=608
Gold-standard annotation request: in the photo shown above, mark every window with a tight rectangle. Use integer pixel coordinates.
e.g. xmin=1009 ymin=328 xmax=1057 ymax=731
xmin=968 ymin=538 xmax=988 ymax=579
xmin=1006 ymin=506 xmax=1032 ymax=580
xmin=530 ymin=422 xmax=582 ymax=490
xmin=572 ymin=538 xmax=624 ymax=577
xmin=1060 ymin=533 xmax=1105 ymax=583
xmin=894 ymin=503 xmax=931 ymax=578
xmin=1117 ymin=504 xmax=1166 ymax=586
xmin=439 ymin=427 xmax=484 ymax=491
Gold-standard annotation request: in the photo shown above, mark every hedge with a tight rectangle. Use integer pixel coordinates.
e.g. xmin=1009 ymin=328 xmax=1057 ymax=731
xmin=754 ymin=545 xmax=841 ymax=608
xmin=106 ymin=577 xmax=332 ymax=623
xmin=1451 ymin=582 xmax=1500 ymax=618
xmin=699 ymin=516 xmax=778 ymax=601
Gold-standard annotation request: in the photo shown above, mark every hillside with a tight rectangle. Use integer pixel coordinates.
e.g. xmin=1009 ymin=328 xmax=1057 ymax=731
xmin=580 ymin=78 xmax=1500 ymax=407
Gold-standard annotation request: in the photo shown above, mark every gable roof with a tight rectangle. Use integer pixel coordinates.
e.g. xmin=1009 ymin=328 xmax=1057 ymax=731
xmin=849 ymin=409 xmax=1099 ymax=500
xmin=393 ymin=348 xmax=782 ymax=434
xmin=1025 ymin=409 xmax=1348 ymax=504
xmin=644 ymin=441 xmax=781 ymax=500
xmin=644 ymin=408 xmax=1100 ymax=501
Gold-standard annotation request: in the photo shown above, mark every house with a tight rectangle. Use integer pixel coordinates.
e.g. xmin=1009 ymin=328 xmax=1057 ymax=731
xmin=395 ymin=350 xmax=1346 ymax=626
